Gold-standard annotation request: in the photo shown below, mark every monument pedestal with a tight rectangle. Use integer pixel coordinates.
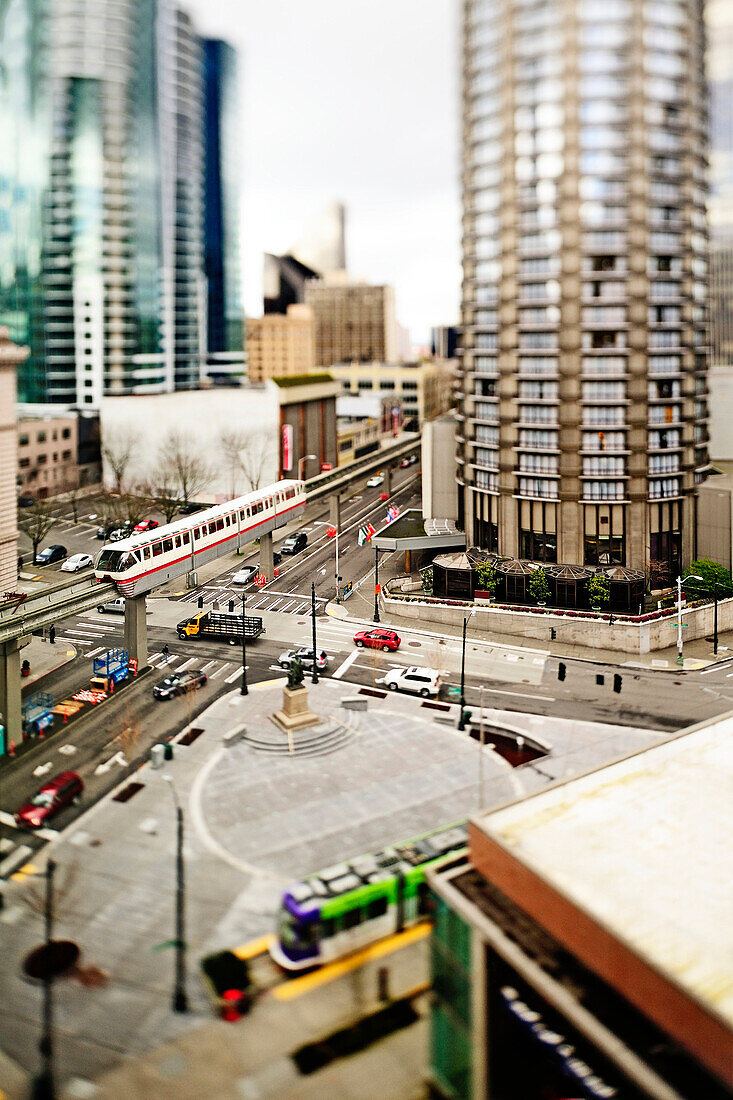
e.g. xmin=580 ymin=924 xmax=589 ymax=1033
xmin=272 ymin=684 xmax=320 ymax=732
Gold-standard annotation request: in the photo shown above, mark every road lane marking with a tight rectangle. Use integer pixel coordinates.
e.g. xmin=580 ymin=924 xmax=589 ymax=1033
xmin=225 ymin=665 xmax=244 ymax=683
xmin=210 ymin=663 xmax=231 ymax=679
xmin=233 ymin=934 xmax=275 ymax=961
xmin=200 ymin=660 xmax=217 ymax=672
xmin=176 ymin=658 xmax=196 ymax=672
xmin=0 ymin=814 xmax=59 ymax=842
xmin=333 ymin=650 xmax=360 ymax=679
xmin=271 ymin=923 xmax=431 ymax=1001
xmin=87 ymin=647 xmax=105 ymax=658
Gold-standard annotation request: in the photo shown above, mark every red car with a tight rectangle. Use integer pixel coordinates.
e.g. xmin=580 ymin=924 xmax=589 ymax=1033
xmin=353 ymin=628 xmax=401 ymax=652
xmin=15 ymin=771 xmax=84 ymax=829
xmin=133 ymin=519 xmax=159 ymax=533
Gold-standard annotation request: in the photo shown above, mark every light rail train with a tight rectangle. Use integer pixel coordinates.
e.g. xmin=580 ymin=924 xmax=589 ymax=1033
xmin=94 ymin=479 xmax=306 ymax=597
xmin=270 ymin=823 xmax=468 ymax=971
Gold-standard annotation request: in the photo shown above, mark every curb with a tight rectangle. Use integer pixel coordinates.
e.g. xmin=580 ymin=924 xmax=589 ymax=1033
xmin=24 ymin=642 xmax=78 ymax=687
xmin=323 ymin=601 xmax=723 ymax=675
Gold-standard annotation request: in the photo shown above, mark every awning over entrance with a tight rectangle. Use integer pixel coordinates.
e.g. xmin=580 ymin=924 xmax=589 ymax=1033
xmin=371 ymin=511 xmax=466 ymax=553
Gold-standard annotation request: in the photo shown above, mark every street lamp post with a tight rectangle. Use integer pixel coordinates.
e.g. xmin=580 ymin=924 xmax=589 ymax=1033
xmin=298 ymin=454 xmax=317 ymax=481
xmin=311 ymin=581 xmax=319 ymax=685
xmin=240 ymin=592 xmax=248 ymax=696
xmin=373 ymin=548 xmax=380 ymax=623
xmin=677 ymin=574 xmax=703 ymax=667
xmin=163 ymin=776 xmax=188 ymax=1014
xmin=32 ymin=859 xmax=56 ymax=1100
xmin=458 ymin=616 xmax=469 ymax=730
xmin=335 ymin=525 xmax=340 ymax=603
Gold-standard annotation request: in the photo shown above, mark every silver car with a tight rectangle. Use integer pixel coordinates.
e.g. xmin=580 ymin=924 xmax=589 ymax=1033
xmin=279 ymin=648 xmax=329 ymax=672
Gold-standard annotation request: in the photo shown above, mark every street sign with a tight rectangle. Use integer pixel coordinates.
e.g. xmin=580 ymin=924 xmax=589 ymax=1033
xmin=342 ymin=581 xmax=353 ymax=600
xmin=447 ymin=686 xmax=461 ymax=697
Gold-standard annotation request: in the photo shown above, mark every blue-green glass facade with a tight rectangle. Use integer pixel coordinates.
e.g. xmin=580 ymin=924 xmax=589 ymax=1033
xmin=430 ymin=892 xmax=474 ymax=1099
xmin=203 ymin=38 xmax=243 ymax=358
xmin=0 ymin=0 xmax=51 ymax=402
xmin=1 ymin=0 xmax=236 ymax=405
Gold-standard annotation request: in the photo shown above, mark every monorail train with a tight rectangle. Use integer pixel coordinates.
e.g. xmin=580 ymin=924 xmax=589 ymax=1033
xmin=270 ymin=823 xmax=468 ymax=971
xmin=94 ymin=479 xmax=306 ymax=597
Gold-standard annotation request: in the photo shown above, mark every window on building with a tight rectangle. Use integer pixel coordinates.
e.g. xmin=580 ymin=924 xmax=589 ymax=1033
xmin=583 ymin=503 xmax=625 ymax=565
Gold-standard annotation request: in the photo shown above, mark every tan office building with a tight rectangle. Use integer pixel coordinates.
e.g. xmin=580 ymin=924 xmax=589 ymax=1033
xmin=329 ymin=360 xmax=454 ymax=429
xmin=305 ymin=276 xmax=397 ymax=368
xmin=0 ymin=329 xmax=28 ymax=590
xmin=246 ymin=305 xmax=316 ymax=383
xmin=17 ymin=414 xmax=79 ymax=498
xmin=457 ymin=0 xmax=710 ymax=581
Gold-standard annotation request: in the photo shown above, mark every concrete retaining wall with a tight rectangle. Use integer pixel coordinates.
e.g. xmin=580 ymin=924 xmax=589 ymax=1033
xmin=382 ymin=594 xmax=733 ymax=654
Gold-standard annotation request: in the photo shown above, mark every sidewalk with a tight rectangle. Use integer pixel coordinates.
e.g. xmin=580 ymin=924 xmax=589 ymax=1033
xmin=21 ymin=635 xmax=78 ymax=688
xmin=326 ymin=596 xmax=733 ymax=672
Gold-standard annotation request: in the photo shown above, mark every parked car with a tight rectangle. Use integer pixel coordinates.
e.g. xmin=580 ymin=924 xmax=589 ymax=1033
xmin=61 ymin=552 xmax=94 ymax=573
xmin=17 ymin=493 xmax=35 ymax=507
xmin=15 ymin=771 xmax=83 ymax=829
xmin=35 ymin=544 xmax=67 ymax=565
xmin=281 ymin=531 xmax=308 ymax=555
xmin=353 ymin=628 xmax=401 ymax=652
xmin=400 ymin=455 xmax=419 ymax=468
xmin=366 ymin=474 xmax=384 ymax=488
xmin=178 ymin=501 xmax=200 ymax=515
xmin=232 ymin=565 xmax=257 ymax=585
xmin=97 ymin=598 xmax=125 ymax=614
xmin=108 ymin=528 xmax=129 ymax=542
xmin=96 ymin=525 xmax=115 ymax=540
xmin=380 ymin=666 xmax=441 ymax=698
xmin=279 ymin=647 xmax=329 ymax=672
xmin=153 ymin=669 xmax=208 ymax=700
xmin=133 ymin=519 xmax=159 ymax=533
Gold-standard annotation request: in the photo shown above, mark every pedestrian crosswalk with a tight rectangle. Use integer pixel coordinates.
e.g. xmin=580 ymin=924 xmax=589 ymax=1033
xmin=147 ymin=650 xmax=241 ymax=680
xmin=177 ymin=584 xmax=327 ymax=617
xmin=58 ymin=611 xmax=124 ymax=649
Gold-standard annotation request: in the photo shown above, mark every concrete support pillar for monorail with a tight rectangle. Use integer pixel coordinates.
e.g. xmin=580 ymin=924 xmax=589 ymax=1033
xmin=0 ymin=638 xmax=22 ymax=753
xmin=124 ymin=596 xmax=148 ymax=670
xmin=259 ymin=532 xmax=275 ymax=582
xmin=329 ymin=493 xmax=341 ymax=530
xmin=384 ymin=466 xmax=393 ymax=497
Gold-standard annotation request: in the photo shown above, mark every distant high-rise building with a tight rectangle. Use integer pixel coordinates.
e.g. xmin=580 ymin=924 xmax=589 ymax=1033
xmin=262 ymin=201 xmax=346 ymax=316
xmin=246 ymin=305 xmax=315 ymax=383
xmin=709 ymin=0 xmax=733 ymax=369
xmin=292 ymin=201 xmax=347 ymax=276
xmin=202 ymin=38 xmax=244 ymax=381
xmin=457 ymin=0 xmax=710 ymax=581
xmin=0 ymin=0 xmax=241 ymax=406
xmin=305 ymin=276 xmax=397 ymax=369
xmin=263 ymin=254 xmax=319 ymax=316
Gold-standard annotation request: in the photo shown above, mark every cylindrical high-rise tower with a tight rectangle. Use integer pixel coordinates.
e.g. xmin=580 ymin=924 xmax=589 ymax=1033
xmin=457 ymin=0 xmax=710 ymax=581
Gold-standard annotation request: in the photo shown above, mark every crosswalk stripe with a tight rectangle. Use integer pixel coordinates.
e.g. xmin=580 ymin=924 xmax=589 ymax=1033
xmin=210 ymin=664 xmax=231 ymax=679
xmin=59 ymin=636 xmax=92 ymax=646
xmin=224 ymin=665 xmax=243 ymax=683
xmin=87 ymin=647 xmax=105 ymax=658
xmin=176 ymin=658 xmax=196 ymax=672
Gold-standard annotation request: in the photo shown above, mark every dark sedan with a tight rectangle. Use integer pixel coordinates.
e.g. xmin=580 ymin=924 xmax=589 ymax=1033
xmin=153 ymin=669 xmax=208 ymax=700
xmin=35 ymin=544 xmax=67 ymax=565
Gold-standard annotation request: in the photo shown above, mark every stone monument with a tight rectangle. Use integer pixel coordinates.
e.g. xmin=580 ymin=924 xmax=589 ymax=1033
xmin=271 ymin=657 xmax=320 ymax=732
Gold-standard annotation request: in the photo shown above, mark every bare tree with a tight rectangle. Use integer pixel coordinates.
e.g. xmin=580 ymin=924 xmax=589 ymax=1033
xmin=158 ymin=430 xmax=210 ymax=504
xmin=219 ymin=429 xmax=250 ymax=498
xmin=238 ymin=430 xmax=274 ymax=492
xmin=102 ymin=427 xmax=138 ymax=492
xmin=141 ymin=475 xmax=179 ymax=525
xmin=113 ymin=488 xmax=151 ymax=531
xmin=17 ymin=501 xmax=60 ymax=564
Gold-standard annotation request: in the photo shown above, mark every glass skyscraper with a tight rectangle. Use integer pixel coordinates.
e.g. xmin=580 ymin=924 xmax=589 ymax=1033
xmin=202 ymin=38 xmax=244 ymax=381
xmin=457 ymin=0 xmax=710 ymax=581
xmin=0 ymin=0 xmax=242 ymax=405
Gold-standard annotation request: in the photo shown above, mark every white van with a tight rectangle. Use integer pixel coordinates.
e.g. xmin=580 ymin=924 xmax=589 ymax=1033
xmin=381 ymin=666 xmax=441 ymax=698
xmin=97 ymin=597 xmax=125 ymax=614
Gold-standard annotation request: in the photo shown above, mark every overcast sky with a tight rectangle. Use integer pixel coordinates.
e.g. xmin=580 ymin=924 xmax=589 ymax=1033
xmin=185 ymin=0 xmax=461 ymax=346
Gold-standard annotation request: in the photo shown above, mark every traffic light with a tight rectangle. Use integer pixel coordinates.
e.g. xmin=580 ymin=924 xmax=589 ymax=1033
xmin=613 ymin=674 xmax=622 ymax=693
xmin=558 ymin=662 xmax=566 ymax=681
xmin=197 ymin=596 xmax=204 ymax=609
xmin=228 ymin=600 xmax=234 ymax=613
xmin=550 ymin=627 xmax=557 ymax=640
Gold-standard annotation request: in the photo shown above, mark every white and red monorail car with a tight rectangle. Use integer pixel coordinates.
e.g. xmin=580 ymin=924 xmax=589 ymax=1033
xmin=94 ymin=480 xmax=306 ymax=597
